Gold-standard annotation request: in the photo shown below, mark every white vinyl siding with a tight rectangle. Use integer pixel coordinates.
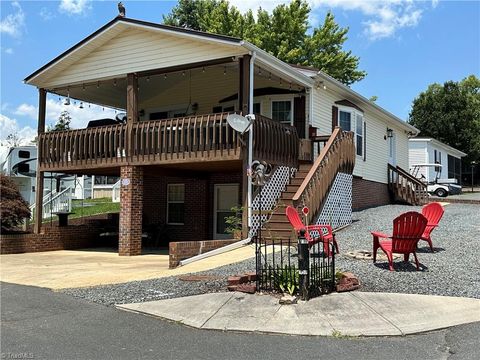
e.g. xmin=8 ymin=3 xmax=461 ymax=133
xmin=42 ymin=27 xmax=248 ymax=88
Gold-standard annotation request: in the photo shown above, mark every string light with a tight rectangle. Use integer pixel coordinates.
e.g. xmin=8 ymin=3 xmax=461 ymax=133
xmin=258 ymin=67 xmax=262 ymax=75
xmin=202 ymin=67 xmax=205 ymax=73
xmin=82 ymin=83 xmax=85 ymax=91
xmin=113 ymin=79 xmax=117 ymax=87
xmin=97 ymin=81 xmax=100 ymax=88
xmin=146 ymin=76 xmax=150 ymax=82
xmin=164 ymin=74 xmax=167 ymax=80
xmin=224 ymin=66 xmax=227 ymax=75
xmin=182 ymin=70 xmax=185 ymax=76
xmin=64 ymin=87 xmax=70 ymax=106
xmin=289 ymin=83 xmax=292 ymax=90
xmin=269 ymin=72 xmax=272 ymax=81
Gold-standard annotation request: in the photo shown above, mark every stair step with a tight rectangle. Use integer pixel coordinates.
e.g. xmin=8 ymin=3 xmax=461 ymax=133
xmin=298 ymin=164 xmax=312 ymax=171
xmin=285 ymin=185 xmax=299 ymax=192
xmin=294 ymin=171 xmax=309 ymax=179
xmin=290 ymin=178 xmax=305 ymax=186
xmin=269 ymin=213 xmax=289 ymax=222
xmin=264 ymin=222 xmax=294 ymax=230
xmin=281 ymin=192 xmax=296 ymax=200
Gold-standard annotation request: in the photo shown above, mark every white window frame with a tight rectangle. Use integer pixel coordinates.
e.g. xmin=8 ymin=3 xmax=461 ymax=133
xmin=338 ymin=106 xmax=364 ymax=157
xmin=166 ymin=183 xmax=185 ymax=225
xmin=270 ymin=97 xmax=294 ymax=126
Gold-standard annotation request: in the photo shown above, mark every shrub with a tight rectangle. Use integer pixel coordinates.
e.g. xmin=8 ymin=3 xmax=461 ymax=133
xmin=0 ymin=174 xmax=31 ymax=232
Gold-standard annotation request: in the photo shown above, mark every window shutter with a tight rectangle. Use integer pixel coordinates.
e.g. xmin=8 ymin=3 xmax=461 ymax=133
xmin=363 ymin=121 xmax=366 ymax=161
xmin=332 ymin=106 xmax=338 ymax=131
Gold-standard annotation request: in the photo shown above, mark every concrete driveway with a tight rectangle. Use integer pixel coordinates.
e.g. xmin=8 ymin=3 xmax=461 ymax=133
xmin=0 ymin=245 xmax=256 ymax=290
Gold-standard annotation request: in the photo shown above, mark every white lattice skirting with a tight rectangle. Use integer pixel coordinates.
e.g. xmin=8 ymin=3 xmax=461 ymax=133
xmin=315 ymin=172 xmax=353 ymax=229
xmin=249 ymin=166 xmax=296 ymax=237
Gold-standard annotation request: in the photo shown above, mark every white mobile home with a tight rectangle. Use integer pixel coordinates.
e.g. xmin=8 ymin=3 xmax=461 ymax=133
xmin=409 ymin=137 xmax=466 ymax=184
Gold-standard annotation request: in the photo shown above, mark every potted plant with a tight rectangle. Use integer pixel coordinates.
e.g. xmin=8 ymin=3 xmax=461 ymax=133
xmin=224 ymin=206 xmax=243 ymax=240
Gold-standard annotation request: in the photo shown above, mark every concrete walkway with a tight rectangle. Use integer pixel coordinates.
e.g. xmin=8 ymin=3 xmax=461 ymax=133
xmin=117 ymin=291 xmax=480 ymax=337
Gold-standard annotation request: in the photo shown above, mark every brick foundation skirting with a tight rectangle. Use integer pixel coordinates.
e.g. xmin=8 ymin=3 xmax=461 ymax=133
xmin=169 ymin=239 xmax=238 ymax=268
xmin=352 ymin=177 xmax=390 ymax=210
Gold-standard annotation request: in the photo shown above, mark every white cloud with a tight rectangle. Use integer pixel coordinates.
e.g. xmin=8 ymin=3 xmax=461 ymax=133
xmin=227 ymin=0 xmax=431 ymax=40
xmin=4 ymin=47 xmax=14 ymax=54
xmin=59 ymin=0 xmax=91 ymax=16
xmin=39 ymin=7 xmax=56 ymax=21
xmin=14 ymin=103 xmax=37 ymax=120
xmin=0 ymin=1 xmax=25 ymax=38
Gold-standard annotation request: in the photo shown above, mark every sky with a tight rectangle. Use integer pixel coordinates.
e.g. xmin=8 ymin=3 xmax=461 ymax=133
xmin=1 ymin=0 xmax=479 ymax=161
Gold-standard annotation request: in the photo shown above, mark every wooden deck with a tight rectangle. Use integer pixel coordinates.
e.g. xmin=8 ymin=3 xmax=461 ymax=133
xmin=37 ymin=113 xmax=299 ymax=172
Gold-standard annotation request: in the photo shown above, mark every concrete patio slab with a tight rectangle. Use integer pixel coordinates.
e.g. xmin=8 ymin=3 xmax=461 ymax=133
xmin=117 ymin=291 xmax=480 ymax=337
xmin=0 ymin=244 xmax=257 ymax=289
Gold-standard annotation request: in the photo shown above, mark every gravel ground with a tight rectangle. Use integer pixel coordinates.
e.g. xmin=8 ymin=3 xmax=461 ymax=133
xmin=62 ymin=203 xmax=480 ymax=305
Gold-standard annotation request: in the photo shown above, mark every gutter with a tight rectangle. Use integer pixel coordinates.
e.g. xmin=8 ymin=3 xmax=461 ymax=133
xmin=178 ymin=238 xmax=251 ymax=267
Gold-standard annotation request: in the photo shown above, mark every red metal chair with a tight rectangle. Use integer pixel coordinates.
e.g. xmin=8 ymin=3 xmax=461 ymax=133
xmin=285 ymin=206 xmax=339 ymax=254
xmin=371 ymin=211 xmax=428 ymax=271
xmin=420 ymin=202 xmax=445 ymax=252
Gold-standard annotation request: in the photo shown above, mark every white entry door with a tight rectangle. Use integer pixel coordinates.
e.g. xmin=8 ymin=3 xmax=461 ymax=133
xmin=214 ymin=184 xmax=239 ymax=239
xmin=388 ymin=132 xmax=396 ymax=166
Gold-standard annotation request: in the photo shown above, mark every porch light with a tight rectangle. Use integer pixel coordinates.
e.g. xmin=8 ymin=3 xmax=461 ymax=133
xmin=97 ymin=81 xmax=100 ymax=88
xmin=387 ymin=128 xmax=394 ymax=138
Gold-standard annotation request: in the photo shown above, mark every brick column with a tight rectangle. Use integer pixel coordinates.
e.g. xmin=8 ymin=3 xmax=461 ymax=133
xmin=119 ymin=166 xmax=143 ymax=256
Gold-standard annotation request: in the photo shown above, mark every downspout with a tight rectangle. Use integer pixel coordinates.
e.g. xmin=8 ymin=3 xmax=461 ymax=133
xmin=179 ymin=52 xmax=257 ymax=267
xmin=247 ymin=51 xmax=256 ymax=229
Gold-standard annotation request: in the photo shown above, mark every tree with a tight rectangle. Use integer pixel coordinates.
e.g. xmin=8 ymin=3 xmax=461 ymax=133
xmin=48 ymin=110 xmax=71 ymax=131
xmin=2 ymin=132 xmax=22 ymax=147
xmin=0 ymin=174 xmax=31 ymax=232
xmin=408 ymin=75 xmax=480 ymax=165
xmin=163 ymin=0 xmax=366 ymax=85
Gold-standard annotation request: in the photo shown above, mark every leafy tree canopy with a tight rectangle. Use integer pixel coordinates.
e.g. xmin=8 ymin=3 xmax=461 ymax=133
xmin=48 ymin=110 xmax=72 ymax=132
xmin=163 ymin=0 xmax=366 ymax=85
xmin=408 ymin=75 xmax=480 ymax=164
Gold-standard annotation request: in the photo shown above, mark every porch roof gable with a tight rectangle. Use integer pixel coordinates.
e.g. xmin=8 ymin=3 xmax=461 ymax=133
xmin=24 ymin=16 xmax=313 ymax=90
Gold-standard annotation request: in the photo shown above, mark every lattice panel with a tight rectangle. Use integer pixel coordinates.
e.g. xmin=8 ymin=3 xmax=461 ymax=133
xmin=315 ymin=172 xmax=352 ymax=230
xmin=250 ymin=166 xmax=296 ymax=237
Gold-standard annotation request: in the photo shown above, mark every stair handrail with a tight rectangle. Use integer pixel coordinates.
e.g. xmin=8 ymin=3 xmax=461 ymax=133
xmin=30 ymin=186 xmax=73 ymax=220
xmin=29 ymin=189 xmax=56 ymax=212
xmin=111 ymin=180 xmax=121 ymax=203
xmin=390 ymin=164 xmax=426 ymax=188
xmin=292 ymin=127 xmax=356 ymax=224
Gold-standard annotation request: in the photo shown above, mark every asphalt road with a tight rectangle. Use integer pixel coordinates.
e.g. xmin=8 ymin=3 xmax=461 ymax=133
xmin=1 ymin=282 xmax=479 ymax=360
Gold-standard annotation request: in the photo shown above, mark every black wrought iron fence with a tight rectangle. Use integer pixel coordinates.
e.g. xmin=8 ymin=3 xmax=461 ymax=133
xmin=255 ymin=231 xmax=335 ymax=300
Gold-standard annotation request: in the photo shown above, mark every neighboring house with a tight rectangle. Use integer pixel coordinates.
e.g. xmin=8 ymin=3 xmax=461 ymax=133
xmin=91 ymin=175 xmax=119 ymax=199
xmin=409 ymin=137 xmax=466 ymax=184
xmin=25 ymin=16 xmax=419 ymax=255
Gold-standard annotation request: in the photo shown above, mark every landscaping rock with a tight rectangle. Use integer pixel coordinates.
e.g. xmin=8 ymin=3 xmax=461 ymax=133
xmin=336 ymin=272 xmax=360 ymax=293
xmin=227 ymin=276 xmax=242 ymax=286
xmin=236 ymin=283 xmax=256 ymax=294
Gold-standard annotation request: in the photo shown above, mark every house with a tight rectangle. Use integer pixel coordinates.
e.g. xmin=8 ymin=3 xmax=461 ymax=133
xmin=409 ymin=137 xmax=466 ymax=184
xmin=24 ymin=16 xmax=420 ymax=256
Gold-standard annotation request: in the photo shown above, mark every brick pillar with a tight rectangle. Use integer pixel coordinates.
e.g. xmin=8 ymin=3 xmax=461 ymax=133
xmin=119 ymin=166 xmax=143 ymax=256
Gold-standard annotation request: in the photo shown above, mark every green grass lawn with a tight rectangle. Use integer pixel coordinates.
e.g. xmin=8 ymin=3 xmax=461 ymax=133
xmin=39 ymin=198 xmax=119 ymax=223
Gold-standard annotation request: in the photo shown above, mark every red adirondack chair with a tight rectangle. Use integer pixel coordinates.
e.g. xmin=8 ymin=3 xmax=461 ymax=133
xmin=285 ymin=206 xmax=339 ymax=254
xmin=371 ymin=211 xmax=428 ymax=271
xmin=420 ymin=202 xmax=445 ymax=252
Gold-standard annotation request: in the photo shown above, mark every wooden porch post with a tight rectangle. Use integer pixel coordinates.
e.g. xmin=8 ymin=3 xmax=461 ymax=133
xmin=126 ymin=73 xmax=138 ymax=157
xmin=241 ymin=55 xmax=251 ymax=238
xmin=34 ymin=88 xmax=46 ymax=234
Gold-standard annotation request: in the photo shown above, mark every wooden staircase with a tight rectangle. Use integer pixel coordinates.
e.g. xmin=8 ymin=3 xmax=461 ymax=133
xmin=388 ymin=164 xmax=428 ymax=206
xmin=262 ymin=128 xmax=356 ymax=242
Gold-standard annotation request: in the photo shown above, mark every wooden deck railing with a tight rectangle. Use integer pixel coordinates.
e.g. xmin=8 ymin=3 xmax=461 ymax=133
xmin=292 ymin=128 xmax=356 ymax=224
xmin=38 ymin=112 xmax=299 ymax=171
xmin=253 ymin=115 xmax=299 ymax=166
xmin=387 ymin=164 xmax=428 ymax=205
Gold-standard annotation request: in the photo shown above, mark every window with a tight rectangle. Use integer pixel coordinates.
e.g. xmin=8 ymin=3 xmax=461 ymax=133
xmin=18 ymin=150 xmax=30 ymax=159
xmin=356 ymin=114 xmax=363 ymax=156
xmin=94 ymin=176 xmax=119 ymax=185
xmin=338 ymin=108 xmax=364 ymax=157
xmin=339 ymin=111 xmax=351 ymax=131
xmin=272 ymin=100 xmax=292 ymax=124
xmin=167 ymin=184 xmax=185 ymax=225
xmin=253 ymin=102 xmax=261 ymax=114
